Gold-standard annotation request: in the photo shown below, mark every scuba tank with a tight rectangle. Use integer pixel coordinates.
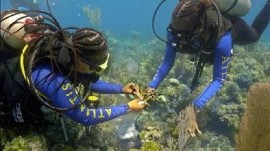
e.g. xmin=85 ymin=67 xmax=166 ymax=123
xmin=213 ymin=0 xmax=251 ymax=16
xmin=0 ymin=11 xmax=33 ymax=50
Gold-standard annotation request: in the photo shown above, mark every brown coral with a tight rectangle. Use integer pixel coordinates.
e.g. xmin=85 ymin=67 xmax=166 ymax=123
xmin=235 ymin=83 xmax=270 ymax=151
xmin=178 ymin=104 xmax=201 ymax=150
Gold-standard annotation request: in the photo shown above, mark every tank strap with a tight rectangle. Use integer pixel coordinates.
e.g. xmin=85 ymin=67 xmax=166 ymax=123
xmin=223 ymin=0 xmax=239 ymax=14
xmin=190 ymin=54 xmax=207 ymax=91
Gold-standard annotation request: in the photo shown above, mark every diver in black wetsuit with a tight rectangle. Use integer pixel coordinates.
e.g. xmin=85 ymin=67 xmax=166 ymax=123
xmin=10 ymin=0 xmax=40 ymax=10
xmin=230 ymin=0 xmax=270 ymax=45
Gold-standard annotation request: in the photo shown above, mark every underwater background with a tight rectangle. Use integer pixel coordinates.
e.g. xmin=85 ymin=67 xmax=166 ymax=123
xmin=1 ymin=0 xmax=270 ymax=151
xmin=1 ymin=0 xmax=269 ymax=41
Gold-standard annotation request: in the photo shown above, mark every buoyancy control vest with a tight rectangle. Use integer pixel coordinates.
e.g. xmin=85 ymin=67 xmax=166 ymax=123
xmin=170 ymin=3 xmax=232 ymax=90
xmin=0 ymin=42 xmax=100 ymax=127
xmin=20 ymin=38 xmax=100 ymax=111
xmin=171 ymin=5 xmax=232 ymax=57
xmin=0 ymin=48 xmax=43 ymax=127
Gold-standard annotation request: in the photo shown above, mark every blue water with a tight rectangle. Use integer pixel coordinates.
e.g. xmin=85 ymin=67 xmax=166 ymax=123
xmin=1 ymin=0 xmax=269 ymax=42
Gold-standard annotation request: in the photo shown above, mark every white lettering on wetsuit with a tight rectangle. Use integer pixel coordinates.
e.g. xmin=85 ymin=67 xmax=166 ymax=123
xmin=61 ymin=83 xmax=112 ymax=119
xmin=12 ymin=103 xmax=24 ymax=123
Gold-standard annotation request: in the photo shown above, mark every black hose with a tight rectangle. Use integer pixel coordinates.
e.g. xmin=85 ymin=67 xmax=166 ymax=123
xmin=46 ymin=0 xmax=53 ymax=16
xmin=152 ymin=0 xmax=170 ymax=44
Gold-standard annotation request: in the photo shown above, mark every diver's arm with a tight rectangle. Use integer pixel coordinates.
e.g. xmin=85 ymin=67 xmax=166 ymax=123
xmin=148 ymin=30 xmax=177 ymax=89
xmin=193 ymin=32 xmax=233 ymax=109
xmin=32 ymin=65 xmax=129 ymax=125
xmin=91 ymin=80 xmax=123 ymax=94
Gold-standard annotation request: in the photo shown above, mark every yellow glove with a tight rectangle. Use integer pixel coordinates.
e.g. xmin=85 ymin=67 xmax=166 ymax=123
xmin=122 ymin=82 xmax=139 ymax=93
xmin=127 ymin=98 xmax=146 ymax=111
xmin=123 ymin=82 xmax=142 ymax=99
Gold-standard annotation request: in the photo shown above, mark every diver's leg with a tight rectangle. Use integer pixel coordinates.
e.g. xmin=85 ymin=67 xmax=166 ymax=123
xmin=251 ymin=0 xmax=270 ymax=36
xmin=231 ymin=16 xmax=259 ymax=45
xmin=232 ymin=1 xmax=270 ymax=45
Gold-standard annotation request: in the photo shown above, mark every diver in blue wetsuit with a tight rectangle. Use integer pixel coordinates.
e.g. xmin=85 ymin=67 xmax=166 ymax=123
xmin=0 ymin=10 xmax=146 ymax=128
xmin=146 ymin=0 xmax=269 ymax=110
xmin=10 ymin=0 xmax=40 ymax=10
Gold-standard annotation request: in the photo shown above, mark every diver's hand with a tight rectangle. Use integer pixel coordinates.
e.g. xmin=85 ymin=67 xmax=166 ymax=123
xmin=123 ymin=83 xmax=140 ymax=95
xmin=127 ymin=99 xmax=146 ymax=111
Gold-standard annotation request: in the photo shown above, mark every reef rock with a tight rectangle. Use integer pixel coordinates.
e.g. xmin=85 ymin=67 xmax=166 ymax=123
xmin=116 ymin=118 xmax=141 ymax=151
xmin=126 ymin=57 xmax=139 ymax=74
xmin=169 ymin=78 xmax=180 ymax=86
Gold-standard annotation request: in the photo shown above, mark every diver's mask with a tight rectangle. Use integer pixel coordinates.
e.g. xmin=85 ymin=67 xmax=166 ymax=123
xmin=80 ymin=53 xmax=110 ymax=72
xmin=175 ymin=31 xmax=204 ymax=52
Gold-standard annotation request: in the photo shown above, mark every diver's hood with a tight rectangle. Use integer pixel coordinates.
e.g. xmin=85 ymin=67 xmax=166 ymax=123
xmin=1 ymin=12 xmax=34 ymax=50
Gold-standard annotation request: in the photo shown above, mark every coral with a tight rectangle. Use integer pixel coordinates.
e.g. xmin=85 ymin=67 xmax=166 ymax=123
xmin=82 ymin=5 xmax=101 ymax=28
xmin=3 ymin=136 xmax=29 ymax=151
xmin=169 ymin=78 xmax=180 ymax=86
xmin=216 ymin=103 xmax=245 ymax=130
xmin=230 ymin=50 xmax=266 ymax=89
xmin=235 ymin=83 xmax=270 ymax=151
xmin=163 ymin=135 xmax=178 ymax=151
xmin=184 ymin=131 xmax=234 ymax=150
xmin=139 ymin=125 xmax=162 ymax=142
xmin=177 ymin=104 xmax=201 ymax=150
xmin=140 ymin=141 xmax=161 ymax=151
xmin=3 ymin=134 xmax=47 ymax=151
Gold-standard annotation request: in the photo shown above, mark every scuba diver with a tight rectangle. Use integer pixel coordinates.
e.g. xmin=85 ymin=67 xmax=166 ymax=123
xmin=146 ymin=0 xmax=270 ymax=136
xmin=10 ymin=0 xmax=40 ymax=10
xmin=0 ymin=10 xmax=146 ymax=128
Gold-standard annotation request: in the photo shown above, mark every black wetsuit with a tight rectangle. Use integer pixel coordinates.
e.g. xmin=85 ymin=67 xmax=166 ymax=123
xmin=0 ymin=48 xmax=43 ymax=128
xmin=231 ymin=1 xmax=270 ymax=45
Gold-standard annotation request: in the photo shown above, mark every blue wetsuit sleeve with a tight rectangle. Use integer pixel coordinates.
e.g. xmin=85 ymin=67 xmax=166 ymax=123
xmin=193 ymin=32 xmax=233 ymax=109
xmin=31 ymin=66 xmax=129 ymax=126
xmin=148 ymin=30 xmax=178 ymax=89
xmin=91 ymin=80 xmax=123 ymax=94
